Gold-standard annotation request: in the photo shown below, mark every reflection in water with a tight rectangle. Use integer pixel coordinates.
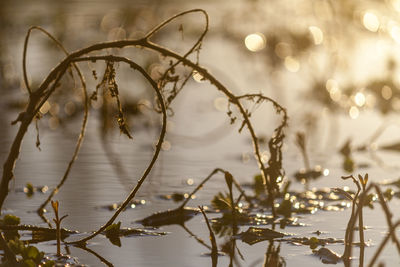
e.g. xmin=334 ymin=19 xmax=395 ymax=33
xmin=1 ymin=0 xmax=400 ymax=266
xmin=264 ymin=241 xmax=285 ymax=267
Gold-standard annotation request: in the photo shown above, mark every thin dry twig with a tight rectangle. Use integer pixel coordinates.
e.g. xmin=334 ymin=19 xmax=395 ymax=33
xmin=199 ymin=206 xmax=218 ymax=267
xmin=21 ymin=26 xmax=90 ymax=216
xmin=0 ymin=11 xmax=286 ymax=244
xmin=64 ymin=55 xmax=167 ymax=245
xmin=341 ymin=175 xmax=361 ymax=266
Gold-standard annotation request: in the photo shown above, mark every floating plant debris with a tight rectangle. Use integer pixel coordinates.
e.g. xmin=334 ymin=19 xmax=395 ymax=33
xmin=287 ymin=237 xmax=343 ymax=248
xmin=313 ymin=247 xmax=342 ymax=264
xmin=237 ymin=227 xmax=287 ymax=245
xmin=294 ymin=167 xmax=324 ymax=182
xmin=158 ymin=192 xmax=190 ymax=202
xmin=139 ymin=207 xmax=199 ymax=227
xmin=0 ymin=224 xmax=78 ymax=243
xmin=103 ymin=221 xmax=166 ymax=247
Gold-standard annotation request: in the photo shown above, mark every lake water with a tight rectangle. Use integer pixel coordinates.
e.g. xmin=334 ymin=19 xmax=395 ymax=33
xmin=1 ymin=1 xmax=400 ymax=266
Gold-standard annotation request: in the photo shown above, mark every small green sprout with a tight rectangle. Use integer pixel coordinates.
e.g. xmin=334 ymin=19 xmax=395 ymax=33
xmin=51 ymin=201 xmax=68 ymax=257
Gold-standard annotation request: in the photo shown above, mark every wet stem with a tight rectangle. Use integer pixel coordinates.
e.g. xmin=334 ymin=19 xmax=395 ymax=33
xmin=0 ymin=9 xmax=286 ymax=248
xmin=51 ymin=201 xmax=68 ymax=257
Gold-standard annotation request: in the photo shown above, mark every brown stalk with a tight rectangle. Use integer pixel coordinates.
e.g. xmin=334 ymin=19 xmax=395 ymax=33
xmin=341 ymin=175 xmax=361 ymax=267
xmin=0 ymin=11 xmax=286 ymax=244
xmin=64 ymin=55 xmax=167 ymax=245
xmin=341 ymin=180 xmax=400 ymax=266
xmin=199 ymin=206 xmax=218 ymax=267
xmin=23 ymin=27 xmax=90 ymax=215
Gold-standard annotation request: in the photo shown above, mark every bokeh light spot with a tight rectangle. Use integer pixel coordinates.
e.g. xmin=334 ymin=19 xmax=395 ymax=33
xmin=349 ymin=106 xmax=359 ymax=119
xmin=192 ymin=71 xmax=205 ymax=83
xmin=284 ymin=56 xmax=300 ymax=72
xmin=354 ymin=92 xmax=366 ymax=107
xmin=381 ymin=85 xmax=392 ymax=100
xmin=363 ymin=12 xmax=380 ymax=32
xmin=245 ymin=33 xmax=266 ymax=52
xmin=309 ymin=26 xmax=324 ymax=45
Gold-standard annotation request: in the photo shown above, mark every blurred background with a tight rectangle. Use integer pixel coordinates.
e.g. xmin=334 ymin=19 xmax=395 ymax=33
xmin=1 ymin=0 xmax=400 ymax=266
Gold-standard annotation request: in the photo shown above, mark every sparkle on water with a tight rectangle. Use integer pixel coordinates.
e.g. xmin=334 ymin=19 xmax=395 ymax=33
xmin=284 ymin=56 xmax=300 ymax=72
xmin=381 ymin=85 xmax=393 ymax=100
xmin=192 ymin=70 xmax=205 ymax=83
xmin=309 ymin=26 xmax=324 ymax=45
xmin=354 ymin=92 xmax=366 ymax=107
xmin=363 ymin=12 xmax=380 ymax=32
xmin=244 ymin=33 xmax=266 ymax=52
xmin=349 ymin=106 xmax=360 ymax=119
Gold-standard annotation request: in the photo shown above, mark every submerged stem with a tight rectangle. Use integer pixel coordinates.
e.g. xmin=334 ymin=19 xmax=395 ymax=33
xmin=65 ymin=56 xmax=167 ymax=245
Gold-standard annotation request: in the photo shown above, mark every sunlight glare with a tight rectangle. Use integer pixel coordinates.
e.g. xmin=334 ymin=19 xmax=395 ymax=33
xmin=309 ymin=26 xmax=324 ymax=45
xmin=192 ymin=71 xmax=205 ymax=82
xmin=40 ymin=101 xmax=51 ymax=115
xmin=354 ymin=92 xmax=366 ymax=107
xmin=391 ymin=0 xmax=400 ymax=12
xmin=389 ymin=24 xmax=400 ymax=43
xmin=327 ymin=81 xmax=341 ymax=102
xmin=363 ymin=12 xmax=380 ymax=32
xmin=349 ymin=106 xmax=359 ymax=119
xmin=326 ymin=79 xmax=338 ymax=92
xmin=381 ymin=85 xmax=393 ymax=100
xmin=245 ymin=33 xmax=266 ymax=52
xmin=284 ymin=56 xmax=300 ymax=72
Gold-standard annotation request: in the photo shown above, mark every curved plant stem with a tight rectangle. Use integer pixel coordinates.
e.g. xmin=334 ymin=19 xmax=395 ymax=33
xmin=0 ymin=10 xmax=286 ymax=229
xmin=21 ymin=26 xmax=90 ymax=215
xmin=64 ymin=55 xmax=167 ymax=245
xmin=341 ymin=175 xmax=361 ymax=267
xmin=341 ymin=181 xmax=400 ymax=266
xmin=199 ymin=206 xmax=218 ymax=267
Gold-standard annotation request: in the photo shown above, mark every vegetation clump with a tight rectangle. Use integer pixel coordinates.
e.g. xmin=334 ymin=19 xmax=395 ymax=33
xmin=0 ymin=7 xmax=399 ymax=267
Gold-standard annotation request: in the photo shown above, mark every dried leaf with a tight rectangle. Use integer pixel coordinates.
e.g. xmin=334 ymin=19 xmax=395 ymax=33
xmin=139 ymin=207 xmax=199 ymax=227
xmin=313 ymin=247 xmax=342 ymax=264
xmin=199 ymin=206 xmax=218 ymax=267
xmin=51 ymin=201 xmax=59 ymax=213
